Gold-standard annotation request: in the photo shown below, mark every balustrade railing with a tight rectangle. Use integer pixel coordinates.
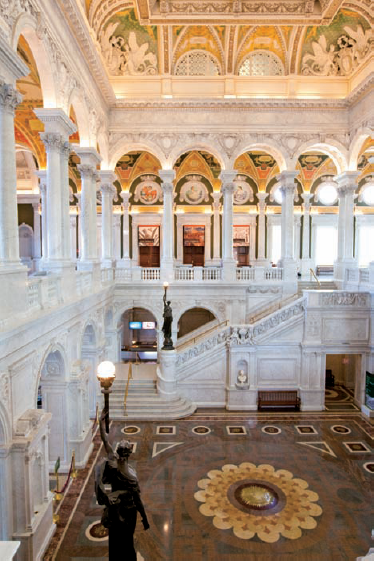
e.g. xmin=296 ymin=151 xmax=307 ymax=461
xmin=175 ymin=267 xmax=194 ymax=281
xmin=265 ymin=267 xmax=283 ymax=280
xmin=359 ymin=268 xmax=369 ymax=283
xmin=203 ymin=267 xmax=222 ymax=281
xmin=345 ymin=268 xmax=359 ymax=282
xmin=115 ymin=268 xmax=132 ymax=282
xmin=141 ymin=268 xmax=160 ymax=281
xmin=101 ymin=268 xmax=113 ymax=284
xmin=236 ymin=268 xmax=255 ymax=281
xmin=28 ymin=280 xmax=41 ymax=310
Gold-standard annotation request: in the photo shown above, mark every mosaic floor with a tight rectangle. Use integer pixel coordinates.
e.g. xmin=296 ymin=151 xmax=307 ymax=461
xmin=45 ymin=407 xmax=373 ymax=561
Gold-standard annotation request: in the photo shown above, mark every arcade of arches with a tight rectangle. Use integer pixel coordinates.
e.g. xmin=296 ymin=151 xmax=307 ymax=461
xmin=0 ymin=1 xmax=373 ymax=560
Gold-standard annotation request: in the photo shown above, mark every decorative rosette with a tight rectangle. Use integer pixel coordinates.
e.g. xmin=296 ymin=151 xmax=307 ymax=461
xmin=194 ymin=463 xmax=322 ymax=543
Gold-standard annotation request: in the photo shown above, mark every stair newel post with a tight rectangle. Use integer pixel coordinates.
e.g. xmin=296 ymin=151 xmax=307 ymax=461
xmin=158 ymin=350 xmax=178 ymax=401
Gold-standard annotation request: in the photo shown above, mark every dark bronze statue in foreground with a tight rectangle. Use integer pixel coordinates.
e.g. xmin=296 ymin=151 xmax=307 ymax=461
xmin=162 ymin=289 xmax=174 ymax=350
xmin=95 ymin=409 xmax=149 ymax=560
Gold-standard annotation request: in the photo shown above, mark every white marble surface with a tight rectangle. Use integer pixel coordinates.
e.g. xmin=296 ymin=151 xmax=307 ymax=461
xmin=0 ymin=541 xmax=20 ymax=560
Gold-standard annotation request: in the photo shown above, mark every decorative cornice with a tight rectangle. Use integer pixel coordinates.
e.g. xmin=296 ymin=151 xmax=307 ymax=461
xmin=114 ymin=98 xmax=350 ymax=111
xmin=56 ymin=0 xmax=115 ymax=105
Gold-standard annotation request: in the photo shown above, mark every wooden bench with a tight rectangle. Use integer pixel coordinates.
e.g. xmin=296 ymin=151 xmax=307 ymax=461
xmin=258 ymin=390 xmax=300 ymax=411
xmin=316 ymin=265 xmax=333 ymax=276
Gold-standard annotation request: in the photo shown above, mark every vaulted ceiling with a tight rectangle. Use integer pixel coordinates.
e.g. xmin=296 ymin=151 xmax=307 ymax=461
xmin=80 ymin=0 xmax=372 ymax=80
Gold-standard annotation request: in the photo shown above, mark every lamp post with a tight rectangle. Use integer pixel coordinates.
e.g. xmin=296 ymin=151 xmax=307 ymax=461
xmin=162 ymin=281 xmax=174 ymax=350
xmin=97 ymin=361 xmax=116 ymax=433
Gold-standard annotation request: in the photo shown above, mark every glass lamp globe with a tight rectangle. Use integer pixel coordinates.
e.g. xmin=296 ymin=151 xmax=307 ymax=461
xmin=97 ymin=361 xmax=116 ymax=388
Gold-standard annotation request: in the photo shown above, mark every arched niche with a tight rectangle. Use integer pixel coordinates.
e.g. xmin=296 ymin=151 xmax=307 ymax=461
xmin=18 ymin=223 xmax=34 ymax=266
xmin=81 ymin=323 xmax=99 ymax=418
xmin=119 ymin=307 xmax=159 ymax=361
xmin=68 ymin=89 xmax=90 ymax=147
xmin=39 ymin=349 xmax=68 ymax=467
xmin=292 ymin=141 xmax=348 ymax=174
xmin=13 ymin=17 xmax=57 ymax=106
xmin=177 ymin=307 xmax=217 ymax=339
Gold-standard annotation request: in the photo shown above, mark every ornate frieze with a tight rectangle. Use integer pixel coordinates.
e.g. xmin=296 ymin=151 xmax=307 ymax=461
xmin=319 ymin=292 xmax=369 ymax=306
xmin=176 ymin=327 xmax=230 ymax=367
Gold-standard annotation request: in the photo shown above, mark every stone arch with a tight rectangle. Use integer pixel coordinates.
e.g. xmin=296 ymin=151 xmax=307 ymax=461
xmin=169 ymin=144 xmax=228 ymax=171
xmin=174 ymin=303 xmax=222 ymax=330
xmin=80 ymin=321 xmax=98 ymax=353
xmin=81 ymin=322 xmax=100 ymax=418
xmin=12 ymin=15 xmax=57 ymax=106
xmin=232 ymin=143 xmax=287 ymax=172
xmin=349 ymin=128 xmax=373 ymax=171
xmin=292 ymin=140 xmax=348 ymax=174
xmin=18 ymin=223 xmax=34 ymax=263
xmin=68 ymin=88 xmax=90 ymax=147
xmin=109 ymin=141 xmax=165 ymax=171
xmin=115 ymin=303 xmax=161 ymax=331
xmin=97 ymin=129 xmax=110 ymax=169
xmin=37 ymin=346 xmax=68 ymax=467
xmin=0 ymin=400 xmax=11 ymax=447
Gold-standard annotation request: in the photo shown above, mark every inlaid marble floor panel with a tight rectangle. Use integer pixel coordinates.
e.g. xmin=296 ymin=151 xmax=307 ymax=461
xmin=44 ymin=412 xmax=373 ymax=561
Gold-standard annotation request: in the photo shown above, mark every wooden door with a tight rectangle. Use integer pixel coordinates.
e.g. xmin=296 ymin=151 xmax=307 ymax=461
xmin=139 ymin=246 xmax=160 ymax=267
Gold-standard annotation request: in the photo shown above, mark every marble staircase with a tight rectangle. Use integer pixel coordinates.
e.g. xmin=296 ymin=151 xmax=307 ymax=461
xmin=298 ymin=280 xmax=336 ymax=296
xmin=108 ymin=365 xmax=196 ymax=420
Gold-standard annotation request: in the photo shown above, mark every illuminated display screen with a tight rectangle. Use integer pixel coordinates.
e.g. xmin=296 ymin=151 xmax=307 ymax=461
xmin=142 ymin=322 xmax=156 ymax=329
xmin=129 ymin=321 xmax=142 ymax=329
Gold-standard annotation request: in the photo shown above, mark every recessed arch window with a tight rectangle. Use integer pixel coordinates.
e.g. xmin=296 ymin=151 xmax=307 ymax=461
xmin=175 ymin=50 xmax=221 ymax=76
xmin=238 ymin=51 xmax=284 ymax=76
xmin=315 ymin=181 xmax=338 ymax=206
xmin=359 ymin=180 xmax=374 ymax=206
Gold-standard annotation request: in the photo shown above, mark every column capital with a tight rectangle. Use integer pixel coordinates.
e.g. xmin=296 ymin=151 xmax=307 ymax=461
xmin=40 ymin=132 xmax=65 ymax=152
xmin=101 ymin=183 xmax=116 ymax=198
xmin=161 ymin=182 xmax=174 ymax=194
xmin=36 ymin=170 xmax=47 ymax=187
xmin=219 ymin=170 xmax=237 ymax=186
xmin=34 ymin=108 xmax=76 ymax=137
xmin=0 ymin=80 xmax=22 ymax=114
xmin=99 ymin=170 xmax=116 ymax=185
xmin=73 ymin=145 xmax=102 ymax=167
xmin=120 ymin=191 xmax=131 ymax=204
xmin=78 ymin=164 xmax=97 ymax=180
xmin=256 ymin=192 xmax=268 ymax=202
xmin=277 ymin=170 xmax=299 ymax=191
xmin=212 ymin=191 xmax=221 ymax=203
xmin=159 ymin=169 xmax=176 ymax=184
xmin=334 ymin=171 xmax=360 ymax=194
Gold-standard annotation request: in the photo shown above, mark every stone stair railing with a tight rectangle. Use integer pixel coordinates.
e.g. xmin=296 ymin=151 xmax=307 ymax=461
xmin=176 ymin=295 xmax=307 ymax=369
xmin=248 ymin=293 xmax=299 ymax=324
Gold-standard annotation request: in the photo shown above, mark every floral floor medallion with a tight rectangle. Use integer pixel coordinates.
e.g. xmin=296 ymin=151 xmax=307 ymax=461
xmin=194 ymin=463 xmax=322 ymax=543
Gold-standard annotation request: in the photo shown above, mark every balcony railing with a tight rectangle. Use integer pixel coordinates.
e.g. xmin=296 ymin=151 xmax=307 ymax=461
xmin=141 ymin=268 xmax=160 ymax=281
xmin=236 ymin=268 xmax=255 ymax=281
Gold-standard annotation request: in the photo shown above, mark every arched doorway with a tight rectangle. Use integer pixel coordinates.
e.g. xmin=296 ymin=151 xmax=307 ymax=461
xmin=39 ymin=349 xmax=68 ymax=469
xmin=120 ymin=308 xmax=158 ymax=362
xmin=81 ymin=324 xmax=99 ymax=418
xmin=178 ymin=307 xmax=216 ymax=339
xmin=325 ymin=353 xmax=364 ymax=411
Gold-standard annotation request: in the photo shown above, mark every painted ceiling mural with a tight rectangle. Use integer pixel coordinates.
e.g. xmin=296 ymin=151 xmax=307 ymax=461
xmin=301 ymin=8 xmax=373 ymax=76
xmin=87 ymin=1 xmax=372 ymax=77
xmin=99 ymin=9 xmax=158 ymax=76
xmin=15 ymin=35 xmax=45 ymax=168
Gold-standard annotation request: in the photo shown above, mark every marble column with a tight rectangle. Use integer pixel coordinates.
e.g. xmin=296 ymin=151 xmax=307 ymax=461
xmin=159 ymin=169 xmax=175 ymax=281
xmin=300 ymin=192 xmax=313 ymax=275
xmin=256 ymin=192 xmax=269 ymax=266
xmin=36 ymin=172 xmax=48 ymax=260
xmin=278 ymin=171 xmax=299 ymax=281
xmin=211 ymin=192 xmax=221 ymax=265
xmin=70 ymin=212 xmax=77 ymax=260
xmin=112 ymin=213 xmax=121 ymax=261
xmin=334 ymin=171 xmax=359 ymax=283
xmin=0 ymin=80 xmax=23 ymax=267
xmin=119 ymin=191 xmax=131 ymax=268
xmin=32 ymin=202 xmax=42 ymax=261
xmin=99 ymin=171 xmax=116 ymax=268
xmin=75 ymin=147 xmax=102 ymax=270
xmin=35 ymin=109 xmax=76 ymax=271
xmin=220 ymin=171 xmax=237 ymax=281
